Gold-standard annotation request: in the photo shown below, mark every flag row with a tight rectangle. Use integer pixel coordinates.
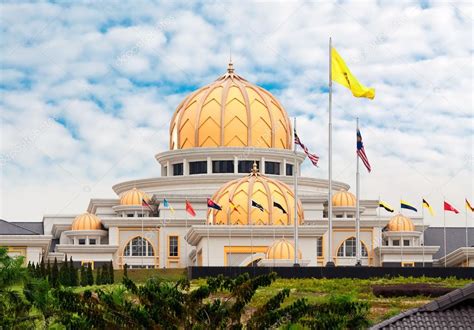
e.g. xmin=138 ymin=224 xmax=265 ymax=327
xmin=378 ymin=198 xmax=474 ymax=216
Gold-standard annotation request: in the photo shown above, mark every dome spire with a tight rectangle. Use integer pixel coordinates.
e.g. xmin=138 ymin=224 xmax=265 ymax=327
xmin=227 ymin=60 xmax=234 ymax=74
xmin=251 ymin=161 xmax=259 ymax=175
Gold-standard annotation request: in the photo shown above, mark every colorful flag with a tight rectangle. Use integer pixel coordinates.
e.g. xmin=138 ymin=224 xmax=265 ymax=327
xmin=207 ymin=198 xmax=222 ymax=211
xmin=294 ymin=130 xmax=319 ymax=167
xmin=401 ymin=200 xmax=417 ymax=212
xmin=163 ymin=198 xmax=175 ymax=214
xmin=141 ymin=198 xmax=154 ymax=212
xmin=466 ymin=199 xmax=474 ymax=212
xmin=357 ymin=129 xmax=371 ymax=172
xmin=251 ymin=200 xmax=264 ymax=212
xmin=229 ymin=199 xmax=240 ymax=214
xmin=273 ymin=201 xmax=287 ymax=214
xmin=185 ymin=200 xmax=196 ymax=217
xmin=331 ymin=47 xmax=375 ymax=99
xmin=422 ymin=198 xmax=435 ymax=216
xmin=444 ymin=201 xmax=459 ymax=214
xmin=379 ymin=201 xmax=394 ymax=213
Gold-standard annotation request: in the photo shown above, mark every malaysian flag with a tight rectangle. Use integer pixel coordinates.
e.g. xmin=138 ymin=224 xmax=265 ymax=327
xmin=357 ymin=129 xmax=371 ymax=172
xmin=294 ymin=130 xmax=319 ymax=167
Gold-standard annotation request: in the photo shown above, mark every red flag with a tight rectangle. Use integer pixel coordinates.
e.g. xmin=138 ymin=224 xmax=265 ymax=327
xmin=444 ymin=201 xmax=459 ymax=214
xmin=142 ymin=198 xmax=153 ymax=212
xmin=185 ymin=200 xmax=196 ymax=217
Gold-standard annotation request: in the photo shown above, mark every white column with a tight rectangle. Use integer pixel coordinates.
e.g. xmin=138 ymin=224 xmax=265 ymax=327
xmin=166 ymin=161 xmax=171 ymax=176
xmin=183 ymin=158 xmax=188 ymax=175
xmin=233 ymin=156 xmax=238 ymax=174
xmin=261 ymin=157 xmax=265 ymax=174
xmin=207 ymin=156 xmax=212 ymax=174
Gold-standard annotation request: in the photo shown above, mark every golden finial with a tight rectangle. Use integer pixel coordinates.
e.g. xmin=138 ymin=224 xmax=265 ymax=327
xmin=251 ymin=161 xmax=259 ymax=174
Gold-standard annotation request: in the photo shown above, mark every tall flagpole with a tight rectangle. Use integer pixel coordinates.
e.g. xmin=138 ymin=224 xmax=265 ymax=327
xmin=293 ymin=117 xmax=299 ymax=266
xmin=378 ymin=196 xmax=382 ymax=266
xmin=466 ymin=202 xmax=469 ymax=267
xmin=185 ymin=198 xmax=188 ymax=268
xmin=355 ymin=118 xmax=361 ymax=266
xmin=443 ymin=196 xmax=447 ymax=268
xmin=327 ymin=37 xmax=335 ymax=266
xmin=141 ymin=204 xmax=144 ymax=268
xmin=421 ymin=198 xmax=425 ymax=267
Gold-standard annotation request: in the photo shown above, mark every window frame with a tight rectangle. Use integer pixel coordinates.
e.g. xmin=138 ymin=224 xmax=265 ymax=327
xmin=189 ymin=160 xmax=207 ymax=175
xmin=168 ymin=235 xmax=179 ymax=258
xmin=212 ymin=160 xmax=234 ymax=173
xmin=173 ymin=163 xmax=183 ymax=176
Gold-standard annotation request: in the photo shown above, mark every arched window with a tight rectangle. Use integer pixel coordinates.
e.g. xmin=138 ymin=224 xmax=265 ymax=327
xmin=337 ymin=237 xmax=368 ymax=257
xmin=123 ymin=237 xmax=154 ymax=257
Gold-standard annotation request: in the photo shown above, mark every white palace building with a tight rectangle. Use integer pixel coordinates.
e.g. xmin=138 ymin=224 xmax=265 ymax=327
xmin=1 ymin=63 xmax=473 ymax=269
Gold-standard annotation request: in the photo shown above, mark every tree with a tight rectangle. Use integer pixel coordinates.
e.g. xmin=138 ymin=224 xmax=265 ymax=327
xmin=51 ymin=258 xmax=59 ymax=288
xmin=80 ymin=265 xmax=87 ymax=287
xmin=24 ymin=278 xmax=57 ymax=329
xmin=40 ymin=258 xmax=46 ymax=278
xmin=108 ymin=261 xmax=114 ymax=284
xmin=86 ymin=264 xmax=94 ymax=286
xmin=96 ymin=267 xmax=102 ymax=285
xmin=0 ymin=247 xmax=36 ymax=329
xmin=70 ymin=257 xmax=78 ymax=286
xmin=123 ymin=263 xmax=128 ymax=279
xmin=46 ymin=260 xmax=51 ymax=283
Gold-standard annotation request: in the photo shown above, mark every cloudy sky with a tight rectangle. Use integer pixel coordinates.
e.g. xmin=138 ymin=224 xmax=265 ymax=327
xmin=0 ymin=1 xmax=472 ymax=226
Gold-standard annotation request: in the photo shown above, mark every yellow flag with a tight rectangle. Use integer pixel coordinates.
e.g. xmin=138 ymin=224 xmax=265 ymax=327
xmin=331 ymin=47 xmax=375 ymax=99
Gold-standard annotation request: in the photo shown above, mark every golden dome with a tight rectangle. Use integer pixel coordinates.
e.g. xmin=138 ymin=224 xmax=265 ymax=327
xmin=266 ymin=238 xmax=302 ymax=260
xmin=71 ymin=213 xmax=102 ymax=231
xmin=332 ymin=190 xmax=356 ymax=207
xmin=387 ymin=214 xmax=415 ymax=232
xmin=120 ymin=188 xmax=150 ymax=206
xmin=170 ymin=63 xmax=292 ymax=150
xmin=209 ymin=163 xmax=303 ymax=225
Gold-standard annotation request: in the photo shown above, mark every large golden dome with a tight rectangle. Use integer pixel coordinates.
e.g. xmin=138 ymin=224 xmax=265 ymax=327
xmin=71 ymin=213 xmax=102 ymax=231
xmin=387 ymin=214 xmax=415 ymax=232
xmin=170 ymin=63 xmax=292 ymax=150
xmin=119 ymin=188 xmax=150 ymax=206
xmin=209 ymin=163 xmax=303 ymax=225
xmin=266 ymin=238 xmax=302 ymax=260
xmin=332 ymin=190 xmax=356 ymax=207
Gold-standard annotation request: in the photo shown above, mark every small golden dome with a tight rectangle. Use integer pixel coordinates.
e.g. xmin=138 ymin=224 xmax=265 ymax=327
xmin=209 ymin=164 xmax=304 ymax=225
xmin=120 ymin=188 xmax=150 ymax=206
xmin=387 ymin=214 xmax=415 ymax=232
xmin=71 ymin=213 xmax=102 ymax=231
xmin=170 ymin=64 xmax=292 ymax=150
xmin=266 ymin=239 xmax=302 ymax=260
xmin=332 ymin=190 xmax=356 ymax=207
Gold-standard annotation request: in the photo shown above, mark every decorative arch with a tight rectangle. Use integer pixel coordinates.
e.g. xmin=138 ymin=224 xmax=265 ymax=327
xmin=336 ymin=237 xmax=368 ymax=257
xmin=122 ymin=236 xmax=156 ymax=257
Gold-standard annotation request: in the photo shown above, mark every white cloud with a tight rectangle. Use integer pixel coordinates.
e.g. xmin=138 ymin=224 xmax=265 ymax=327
xmin=0 ymin=1 xmax=472 ymax=227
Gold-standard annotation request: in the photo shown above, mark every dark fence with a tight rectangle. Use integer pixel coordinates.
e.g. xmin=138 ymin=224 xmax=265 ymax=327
xmin=188 ymin=266 xmax=474 ymax=280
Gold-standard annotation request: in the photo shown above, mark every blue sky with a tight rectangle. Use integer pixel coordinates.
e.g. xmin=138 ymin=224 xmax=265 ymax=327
xmin=0 ymin=0 xmax=472 ymax=226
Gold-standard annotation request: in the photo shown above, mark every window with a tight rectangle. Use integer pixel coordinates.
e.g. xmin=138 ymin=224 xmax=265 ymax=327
xmin=189 ymin=161 xmax=207 ymax=175
xmin=238 ymin=161 xmax=259 ymax=173
xmin=316 ymin=237 xmax=323 ymax=257
xmin=127 ymin=214 xmax=134 ymax=218
xmin=212 ymin=160 xmax=234 ymax=173
xmin=347 ymin=214 xmax=353 ymax=218
xmin=123 ymin=237 xmax=154 ymax=257
xmin=392 ymin=240 xmax=400 ymax=246
xmin=337 ymin=237 xmax=368 ymax=257
xmin=286 ymin=163 xmax=293 ymax=176
xmin=169 ymin=236 xmax=179 ymax=257
xmin=173 ymin=163 xmax=183 ymax=176
xmin=89 ymin=239 xmax=96 ymax=245
xmin=137 ymin=214 xmax=143 ymax=217
xmin=336 ymin=214 xmax=343 ymax=218
xmin=265 ymin=161 xmax=280 ymax=175
xmin=79 ymin=239 xmax=86 ymax=245
xmin=403 ymin=239 xmax=410 ymax=246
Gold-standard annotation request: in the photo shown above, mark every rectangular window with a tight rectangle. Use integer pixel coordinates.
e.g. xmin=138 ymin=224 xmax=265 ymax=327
xmin=79 ymin=239 xmax=86 ymax=245
xmin=212 ymin=160 xmax=234 ymax=173
xmin=316 ymin=237 xmax=323 ymax=257
xmin=347 ymin=214 xmax=353 ymax=218
xmin=137 ymin=214 xmax=143 ymax=217
xmin=286 ymin=163 xmax=293 ymax=176
xmin=403 ymin=239 xmax=410 ymax=246
xmin=89 ymin=239 xmax=96 ymax=245
xmin=238 ymin=161 xmax=259 ymax=173
xmin=169 ymin=236 xmax=179 ymax=257
xmin=189 ymin=161 xmax=207 ymax=175
xmin=173 ymin=163 xmax=183 ymax=176
xmin=336 ymin=215 xmax=343 ymax=218
xmin=127 ymin=214 xmax=134 ymax=217
xmin=392 ymin=240 xmax=400 ymax=246
xmin=265 ymin=161 xmax=280 ymax=175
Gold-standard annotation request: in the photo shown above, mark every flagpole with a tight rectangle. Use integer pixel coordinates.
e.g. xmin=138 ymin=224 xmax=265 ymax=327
xmin=466 ymin=201 xmax=469 ymax=267
xmin=400 ymin=196 xmax=403 ymax=265
xmin=185 ymin=198 xmax=188 ymax=268
xmin=378 ymin=196 xmax=382 ymax=266
xmin=141 ymin=204 xmax=144 ymax=268
xmin=443 ymin=197 xmax=447 ymax=268
xmin=207 ymin=211 xmax=210 ymax=267
xmin=293 ymin=117 xmax=299 ymax=266
xmin=422 ymin=198 xmax=425 ymax=267
xmin=327 ymin=36 xmax=335 ymax=266
xmin=355 ymin=118 xmax=361 ymax=266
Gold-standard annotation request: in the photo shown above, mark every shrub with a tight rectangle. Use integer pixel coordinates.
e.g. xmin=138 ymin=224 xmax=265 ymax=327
xmin=372 ymin=284 xmax=453 ymax=297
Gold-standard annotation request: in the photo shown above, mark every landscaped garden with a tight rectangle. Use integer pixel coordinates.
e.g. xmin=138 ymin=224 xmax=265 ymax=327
xmin=1 ymin=248 xmax=471 ymax=329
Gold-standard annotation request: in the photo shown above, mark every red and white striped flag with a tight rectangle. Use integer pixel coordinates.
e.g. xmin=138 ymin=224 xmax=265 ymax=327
xmin=294 ymin=130 xmax=319 ymax=167
xmin=357 ymin=129 xmax=371 ymax=172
